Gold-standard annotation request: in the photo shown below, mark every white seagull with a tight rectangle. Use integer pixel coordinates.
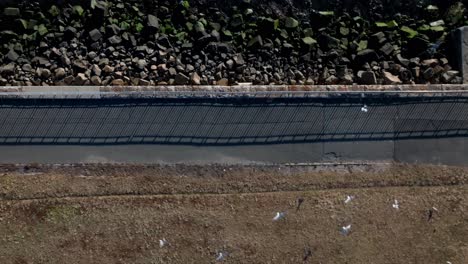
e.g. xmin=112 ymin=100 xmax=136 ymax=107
xmin=340 ymin=224 xmax=352 ymax=236
xmin=159 ymin=238 xmax=168 ymax=248
xmin=272 ymin=211 xmax=286 ymax=221
xmin=392 ymin=199 xmax=399 ymax=210
xmin=361 ymin=104 xmax=368 ymax=113
xmin=216 ymin=251 xmax=227 ymax=261
xmin=344 ymin=195 xmax=355 ymax=204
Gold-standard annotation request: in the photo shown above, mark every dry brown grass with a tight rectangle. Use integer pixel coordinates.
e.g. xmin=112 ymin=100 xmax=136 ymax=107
xmin=0 ymin=163 xmax=467 ymax=263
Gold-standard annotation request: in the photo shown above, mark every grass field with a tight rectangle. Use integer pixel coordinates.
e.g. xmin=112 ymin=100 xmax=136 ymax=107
xmin=0 ymin=163 xmax=467 ymax=263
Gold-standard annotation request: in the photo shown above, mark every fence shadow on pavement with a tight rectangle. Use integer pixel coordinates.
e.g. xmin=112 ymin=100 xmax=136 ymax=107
xmin=0 ymin=96 xmax=467 ymax=145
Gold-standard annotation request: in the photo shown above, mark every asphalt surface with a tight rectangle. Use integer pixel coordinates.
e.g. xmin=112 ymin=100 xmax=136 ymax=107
xmin=0 ymin=96 xmax=467 ymax=164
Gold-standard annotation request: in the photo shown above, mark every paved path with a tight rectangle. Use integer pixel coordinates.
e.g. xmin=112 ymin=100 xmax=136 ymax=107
xmin=0 ymin=95 xmax=466 ymax=164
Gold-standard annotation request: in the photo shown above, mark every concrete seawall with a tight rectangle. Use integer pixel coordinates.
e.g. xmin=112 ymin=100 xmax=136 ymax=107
xmin=0 ymin=85 xmax=467 ymax=165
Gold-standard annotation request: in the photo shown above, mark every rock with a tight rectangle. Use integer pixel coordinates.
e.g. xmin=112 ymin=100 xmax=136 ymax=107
xmin=359 ymin=71 xmax=377 ymax=84
xmin=305 ymin=78 xmax=314 ymax=85
xmin=186 ymin=64 xmax=195 ymax=72
xmin=98 ymin=58 xmax=109 ymax=67
xmin=341 ymin=74 xmax=354 ymax=84
xmin=64 ymin=75 xmax=74 ymax=85
xmin=396 ymin=54 xmax=410 ymax=67
xmin=147 ymin=14 xmax=159 ymax=29
xmin=226 ymin=59 xmax=234 ymax=69
xmin=90 ymin=76 xmax=102 ymax=85
xmin=108 ymin=35 xmax=122 ymax=45
xmin=168 ymin=67 xmax=177 ymax=76
xmin=441 ymin=70 xmax=459 ymax=82
xmin=89 ymin=29 xmax=102 ymax=41
xmin=336 ymin=65 xmax=347 ymax=79
xmin=64 ymin=26 xmax=78 ymax=39
xmin=87 ymin=51 xmax=97 ymax=60
xmin=230 ymin=14 xmax=244 ymax=27
xmin=138 ymin=79 xmax=149 ymax=86
xmin=174 ymin=73 xmax=189 ymax=85
xmin=294 ymin=70 xmax=305 ymax=80
xmin=55 ymin=68 xmax=66 ymax=79
xmin=73 ymin=73 xmax=88 ymax=85
xmin=440 ymin=58 xmax=449 ymax=65
xmin=325 ymin=75 xmax=339 ymax=85
xmin=22 ymin=64 xmax=32 ymax=72
xmin=383 ymin=71 xmax=402 ymax=84
xmin=422 ymin=59 xmax=438 ymax=67
xmin=380 ymin=43 xmax=394 ymax=56
xmin=106 ymin=24 xmax=121 ymax=36
xmin=355 ymin=49 xmax=379 ymax=66
xmin=5 ymin=49 xmax=19 ymax=62
xmin=4 ymin=7 xmax=20 ymax=17
xmin=412 ymin=67 xmax=421 ymax=79
xmin=233 ymin=54 xmax=245 ymax=65
xmin=102 ymin=65 xmax=114 ymax=74
xmin=285 ymin=17 xmax=299 ymax=28
xmin=423 ymin=68 xmax=434 ymax=79
xmin=91 ymin=64 xmax=102 ymax=76
xmin=190 ymin=72 xmax=201 ymax=85
xmin=61 ymin=55 xmax=71 ymax=66
xmin=112 ymin=79 xmax=125 ymax=86
xmin=136 ymin=59 xmax=147 ymax=70
xmin=73 ymin=60 xmax=88 ymax=73
xmin=248 ymin=35 xmax=263 ymax=47
xmin=0 ymin=63 xmax=15 ymax=75
xmin=217 ymin=78 xmax=229 ymax=85
xmin=31 ymin=57 xmax=50 ymax=67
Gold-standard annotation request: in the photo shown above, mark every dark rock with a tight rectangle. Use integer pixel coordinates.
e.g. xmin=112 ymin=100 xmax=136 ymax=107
xmin=90 ymin=76 xmax=102 ymax=85
xmin=40 ymin=68 xmax=51 ymax=78
xmin=5 ymin=49 xmax=19 ymax=62
xmin=31 ymin=57 xmax=50 ymax=67
xmin=64 ymin=26 xmax=78 ymax=39
xmin=147 ymin=14 xmax=159 ymax=29
xmin=248 ymin=35 xmax=263 ymax=47
xmin=190 ymin=72 xmax=201 ymax=85
xmin=4 ymin=7 xmax=20 ymax=17
xmin=22 ymin=64 xmax=32 ymax=72
xmin=73 ymin=60 xmax=88 ymax=73
xmin=396 ymin=54 xmax=410 ymax=67
xmin=0 ymin=63 xmax=15 ymax=76
xmin=336 ymin=65 xmax=347 ymax=79
xmin=358 ymin=70 xmax=377 ymax=84
xmin=383 ymin=71 xmax=402 ymax=84
xmin=108 ymin=35 xmax=122 ymax=45
xmin=380 ymin=43 xmax=394 ymax=56
xmin=55 ymin=68 xmax=66 ymax=79
xmin=174 ymin=73 xmax=189 ymax=85
xmin=64 ymin=75 xmax=74 ymax=85
xmin=73 ymin=73 xmax=88 ymax=85
xmin=168 ymin=67 xmax=177 ymax=76
xmin=106 ymin=24 xmax=121 ymax=36
xmin=355 ymin=49 xmax=379 ymax=66
xmin=399 ymin=69 xmax=413 ymax=82
xmin=231 ymin=14 xmax=244 ymax=27
xmin=233 ymin=54 xmax=245 ymax=65
xmin=371 ymin=32 xmax=386 ymax=45
xmin=89 ymin=29 xmax=103 ymax=41
xmin=61 ymin=55 xmax=71 ymax=66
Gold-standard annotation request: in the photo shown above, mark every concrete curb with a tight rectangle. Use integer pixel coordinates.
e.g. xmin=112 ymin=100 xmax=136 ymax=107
xmin=1 ymin=84 xmax=468 ymax=98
